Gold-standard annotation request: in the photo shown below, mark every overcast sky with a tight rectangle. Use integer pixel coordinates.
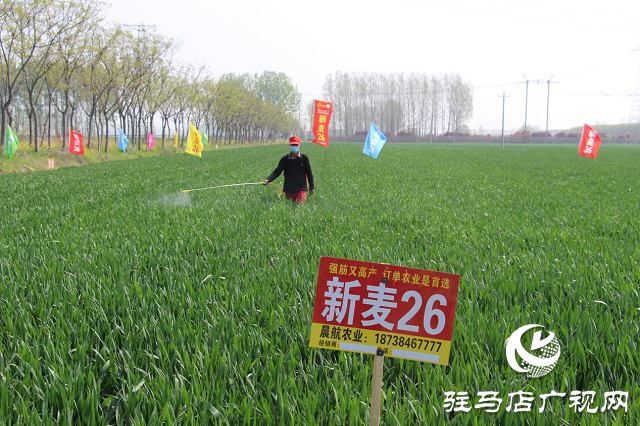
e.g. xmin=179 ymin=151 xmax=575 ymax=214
xmin=105 ymin=0 xmax=640 ymax=133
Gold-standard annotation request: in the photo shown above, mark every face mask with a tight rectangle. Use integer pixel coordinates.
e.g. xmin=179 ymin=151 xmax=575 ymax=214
xmin=290 ymin=145 xmax=300 ymax=153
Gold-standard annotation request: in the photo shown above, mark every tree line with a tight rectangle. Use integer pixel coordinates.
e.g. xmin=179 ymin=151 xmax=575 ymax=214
xmin=1 ymin=0 xmax=302 ymax=153
xmin=319 ymin=71 xmax=473 ymax=137
xmin=2 ymin=0 xmax=477 ymax=155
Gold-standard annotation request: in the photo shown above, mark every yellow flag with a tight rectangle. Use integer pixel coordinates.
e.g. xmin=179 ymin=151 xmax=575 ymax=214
xmin=174 ymin=132 xmax=178 ymax=148
xmin=185 ymin=123 xmax=203 ymax=157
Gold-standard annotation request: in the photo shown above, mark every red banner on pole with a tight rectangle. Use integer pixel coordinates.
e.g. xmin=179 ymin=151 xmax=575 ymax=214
xmin=69 ymin=129 xmax=85 ymax=155
xmin=312 ymin=100 xmax=332 ymax=147
xmin=578 ymin=124 xmax=601 ymax=159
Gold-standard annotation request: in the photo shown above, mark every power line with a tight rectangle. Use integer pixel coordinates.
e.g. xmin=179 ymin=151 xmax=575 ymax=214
xmin=557 ymin=92 xmax=610 ymax=96
xmin=394 ymin=0 xmax=639 ymax=33
xmin=474 ymin=82 xmax=520 ymax=90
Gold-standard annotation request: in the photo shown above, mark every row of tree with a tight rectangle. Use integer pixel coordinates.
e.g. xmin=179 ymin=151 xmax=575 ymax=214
xmin=1 ymin=0 xmax=303 ymax=153
xmin=319 ymin=71 xmax=473 ymax=137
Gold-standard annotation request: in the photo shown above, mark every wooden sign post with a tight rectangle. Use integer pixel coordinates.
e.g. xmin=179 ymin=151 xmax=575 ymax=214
xmin=370 ymin=349 xmax=385 ymax=426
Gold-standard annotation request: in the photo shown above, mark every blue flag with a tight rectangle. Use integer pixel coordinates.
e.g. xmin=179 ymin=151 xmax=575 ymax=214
xmin=363 ymin=123 xmax=387 ymax=159
xmin=117 ymin=130 xmax=129 ymax=152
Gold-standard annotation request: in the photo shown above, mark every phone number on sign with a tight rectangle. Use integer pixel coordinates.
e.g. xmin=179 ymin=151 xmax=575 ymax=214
xmin=375 ymin=333 xmax=443 ymax=352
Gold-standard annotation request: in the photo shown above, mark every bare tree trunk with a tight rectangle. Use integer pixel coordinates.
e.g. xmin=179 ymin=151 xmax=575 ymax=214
xmin=47 ymin=91 xmax=52 ymax=147
xmin=161 ymin=118 xmax=165 ymax=146
xmin=69 ymin=107 xmax=76 ymax=138
xmin=0 ymin=106 xmax=6 ymax=150
xmin=137 ymin=116 xmax=142 ymax=150
xmin=97 ymin=115 xmax=103 ymax=152
xmin=61 ymin=109 xmax=67 ymax=148
xmin=29 ymin=99 xmax=40 ymax=153
xmin=87 ymin=108 xmax=95 ymax=149
xmin=40 ymin=114 xmax=48 ymax=148
xmin=104 ymin=112 xmax=111 ymax=153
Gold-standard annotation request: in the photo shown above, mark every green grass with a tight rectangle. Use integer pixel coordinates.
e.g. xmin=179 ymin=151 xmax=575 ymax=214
xmin=0 ymin=143 xmax=638 ymax=425
xmin=0 ymin=137 xmax=250 ymax=174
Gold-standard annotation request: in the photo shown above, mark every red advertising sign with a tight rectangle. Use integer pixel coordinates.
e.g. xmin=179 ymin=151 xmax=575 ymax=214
xmin=310 ymin=257 xmax=460 ymax=365
xmin=312 ymin=100 xmax=332 ymax=147
xmin=69 ymin=129 xmax=85 ymax=155
xmin=578 ymin=124 xmax=602 ymax=159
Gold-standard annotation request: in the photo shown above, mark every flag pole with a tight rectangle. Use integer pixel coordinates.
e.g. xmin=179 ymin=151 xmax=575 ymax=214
xmin=310 ymin=99 xmax=315 ymax=141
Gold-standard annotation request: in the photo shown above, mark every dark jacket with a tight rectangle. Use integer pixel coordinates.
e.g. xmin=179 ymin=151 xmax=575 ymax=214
xmin=266 ymin=153 xmax=314 ymax=193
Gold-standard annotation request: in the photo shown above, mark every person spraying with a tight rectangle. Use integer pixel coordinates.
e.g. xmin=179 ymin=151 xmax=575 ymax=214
xmin=264 ymin=135 xmax=314 ymax=204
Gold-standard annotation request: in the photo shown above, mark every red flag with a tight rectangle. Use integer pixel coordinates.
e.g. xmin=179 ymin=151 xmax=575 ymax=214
xmin=69 ymin=129 xmax=85 ymax=155
xmin=312 ymin=100 xmax=332 ymax=147
xmin=578 ymin=124 xmax=601 ymax=159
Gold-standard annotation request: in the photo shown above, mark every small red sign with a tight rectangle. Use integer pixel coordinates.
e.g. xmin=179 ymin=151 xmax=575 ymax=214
xmin=69 ymin=129 xmax=85 ymax=155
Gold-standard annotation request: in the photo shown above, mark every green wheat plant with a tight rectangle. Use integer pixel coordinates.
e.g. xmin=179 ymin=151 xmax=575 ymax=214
xmin=0 ymin=143 xmax=638 ymax=425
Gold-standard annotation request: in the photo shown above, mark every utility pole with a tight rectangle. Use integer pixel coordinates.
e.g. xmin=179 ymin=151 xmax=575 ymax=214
xmin=523 ymin=75 xmax=529 ymax=133
xmin=546 ymin=79 xmax=551 ymax=131
xmin=520 ymin=75 xmax=557 ymax=133
xmin=123 ymin=24 xmax=157 ymax=39
xmin=632 ymin=47 xmax=640 ymax=123
xmin=545 ymin=75 xmax=557 ymax=132
xmin=499 ymin=91 xmax=510 ymax=147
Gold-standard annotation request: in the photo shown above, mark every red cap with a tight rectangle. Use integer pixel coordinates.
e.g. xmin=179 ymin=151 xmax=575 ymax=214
xmin=289 ymin=135 xmax=301 ymax=145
